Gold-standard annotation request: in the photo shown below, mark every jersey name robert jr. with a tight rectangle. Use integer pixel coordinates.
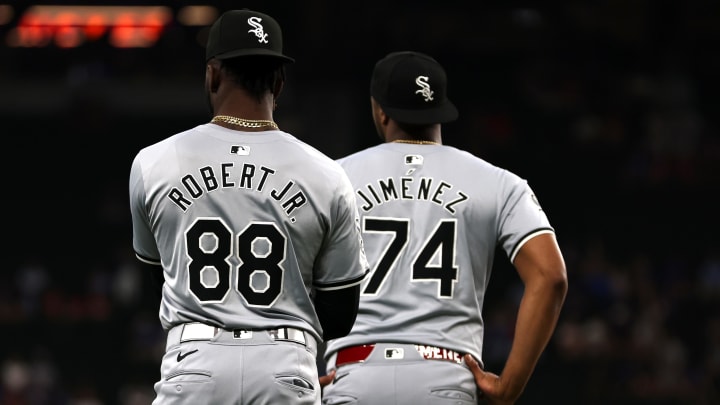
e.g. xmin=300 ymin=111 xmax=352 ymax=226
xmin=166 ymin=162 xmax=307 ymax=216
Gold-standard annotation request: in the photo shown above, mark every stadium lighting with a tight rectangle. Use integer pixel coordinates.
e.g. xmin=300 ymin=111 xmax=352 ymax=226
xmin=4 ymin=4 xmax=217 ymax=48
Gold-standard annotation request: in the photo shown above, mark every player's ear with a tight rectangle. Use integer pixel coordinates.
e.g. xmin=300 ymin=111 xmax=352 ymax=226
xmin=370 ymin=97 xmax=389 ymax=125
xmin=376 ymin=106 xmax=390 ymax=126
xmin=273 ymin=80 xmax=283 ymax=101
xmin=206 ymin=60 xmax=221 ymax=93
xmin=272 ymin=68 xmax=285 ymax=101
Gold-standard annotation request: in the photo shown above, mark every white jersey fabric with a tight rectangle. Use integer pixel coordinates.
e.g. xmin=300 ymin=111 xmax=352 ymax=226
xmin=324 ymin=142 xmax=554 ymax=364
xmin=130 ymin=123 xmax=368 ymax=343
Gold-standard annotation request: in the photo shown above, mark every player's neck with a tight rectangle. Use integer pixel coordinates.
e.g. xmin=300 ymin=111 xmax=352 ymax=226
xmin=211 ymin=92 xmax=277 ymax=131
xmin=211 ymin=115 xmax=278 ymax=131
xmin=211 ymin=107 xmax=277 ymax=132
xmin=385 ymin=133 xmax=442 ymax=145
xmin=384 ymin=122 xmax=442 ymax=145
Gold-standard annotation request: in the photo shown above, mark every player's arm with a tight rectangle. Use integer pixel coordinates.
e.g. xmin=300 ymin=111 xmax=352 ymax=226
xmin=467 ymin=232 xmax=568 ymax=403
xmin=134 ymin=252 xmax=164 ymax=302
xmin=314 ymin=285 xmax=360 ymax=341
xmin=143 ymin=261 xmax=164 ymax=300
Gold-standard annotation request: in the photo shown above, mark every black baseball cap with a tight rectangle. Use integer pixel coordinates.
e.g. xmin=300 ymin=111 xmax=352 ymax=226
xmin=205 ymin=9 xmax=294 ymax=64
xmin=371 ymin=51 xmax=458 ymax=125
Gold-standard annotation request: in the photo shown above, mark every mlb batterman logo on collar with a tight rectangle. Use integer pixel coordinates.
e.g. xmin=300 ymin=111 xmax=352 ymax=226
xmin=371 ymin=51 xmax=458 ymax=125
xmin=205 ymin=9 xmax=295 ymax=64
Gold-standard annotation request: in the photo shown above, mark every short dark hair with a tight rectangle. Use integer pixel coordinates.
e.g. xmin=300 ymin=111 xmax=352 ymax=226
xmin=220 ymin=56 xmax=285 ymax=103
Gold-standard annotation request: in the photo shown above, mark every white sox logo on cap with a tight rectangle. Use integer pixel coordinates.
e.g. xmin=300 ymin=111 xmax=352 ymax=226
xmin=247 ymin=16 xmax=269 ymax=43
xmin=370 ymin=51 xmax=457 ymax=124
xmin=415 ymin=76 xmax=434 ymax=102
xmin=205 ymin=9 xmax=294 ymax=63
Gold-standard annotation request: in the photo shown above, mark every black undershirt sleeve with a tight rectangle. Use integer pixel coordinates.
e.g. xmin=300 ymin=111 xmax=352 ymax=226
xmin=314 ymin=285 xmax=360 ymax=341
xmin=137 ymin=260 xmax=164 ymax=301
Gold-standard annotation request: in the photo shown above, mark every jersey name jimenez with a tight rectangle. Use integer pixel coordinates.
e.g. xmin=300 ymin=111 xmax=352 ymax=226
xmin=167 ymin=162 xmax=307 ymax=215
xmin=357 ymin=176 xmax=468 ymax=214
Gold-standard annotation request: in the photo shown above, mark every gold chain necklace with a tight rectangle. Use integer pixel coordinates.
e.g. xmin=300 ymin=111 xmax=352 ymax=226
xmin=211 ymin=115 xmax=278 ymax=130
xmin=391 ymin=139 xmax=439 ymax=145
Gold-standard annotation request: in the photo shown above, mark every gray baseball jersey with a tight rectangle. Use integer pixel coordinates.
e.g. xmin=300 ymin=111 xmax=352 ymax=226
xmin=129 ymin=123 xmax=368 ymax=343
xmin=324 ymin=142 xmax=554 ymax=365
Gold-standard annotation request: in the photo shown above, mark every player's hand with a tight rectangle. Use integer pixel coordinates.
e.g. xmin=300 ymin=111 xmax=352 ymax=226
xmin=464 ymin=354 xmax=517 ymax=405
xmin=319 ymin=369 xmax=336 ymax=388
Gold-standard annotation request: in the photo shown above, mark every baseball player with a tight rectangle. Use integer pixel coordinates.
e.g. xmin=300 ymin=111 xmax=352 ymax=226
xmin=128 ymin=9 xmax=368 ymax=405
xmin=321 ymin=51 xmax=568 ymax=404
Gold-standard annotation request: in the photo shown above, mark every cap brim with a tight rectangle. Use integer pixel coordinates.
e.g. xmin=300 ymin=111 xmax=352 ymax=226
xmin=382 ymin=101 xmax=458 ymax=125
xmin=213 ymin=48 xmax=295 ymax=64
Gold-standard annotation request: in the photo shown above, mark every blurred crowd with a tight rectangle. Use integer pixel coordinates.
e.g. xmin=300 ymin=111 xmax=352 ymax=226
xmin=2 ymin=1 xmax=718 ymax=404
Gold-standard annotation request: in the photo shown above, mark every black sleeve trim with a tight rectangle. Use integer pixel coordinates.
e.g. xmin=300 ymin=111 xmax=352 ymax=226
xmin=314 ymin=269 xmax=369 ymax=291
xmin=508 ymin=227 xmax=555 ymax=263
xmin=135 ymin=252 xmax=161 ymax=266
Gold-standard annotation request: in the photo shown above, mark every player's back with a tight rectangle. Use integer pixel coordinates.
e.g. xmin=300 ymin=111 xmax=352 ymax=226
xmin=130 ymin=123 xmax=363 ymax=341
xmin=326 ymin=142 xmax=552 ymax=361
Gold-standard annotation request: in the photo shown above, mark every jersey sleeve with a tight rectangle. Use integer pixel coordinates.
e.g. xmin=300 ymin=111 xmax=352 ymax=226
xmin=313 ymin=171 xmax=369 ymax=291
xmin=497 ymin=172 xmax=555 ymax=263
xmin=129 ymin=153 xmax=161 ymax=265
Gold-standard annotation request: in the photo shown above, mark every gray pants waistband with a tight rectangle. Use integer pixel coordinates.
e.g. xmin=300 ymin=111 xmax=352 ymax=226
xmin=166 ymin=322 xmax=316 ymax=353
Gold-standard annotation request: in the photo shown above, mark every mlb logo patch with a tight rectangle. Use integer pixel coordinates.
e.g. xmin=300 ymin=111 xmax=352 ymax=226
xmin=404 ymin=155 xmax=423 ymax=165
xmin=233 ymin=330 xmax=253 ymax=339
xmin=231 ymin=145 xmax=250 ymax=155
xmin=384 ymin=348 xmax=405 ymax=359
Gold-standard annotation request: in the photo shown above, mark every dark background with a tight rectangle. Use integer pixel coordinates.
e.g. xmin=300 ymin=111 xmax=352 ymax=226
xmin=1 ymin=1 xmax=719 ymax=404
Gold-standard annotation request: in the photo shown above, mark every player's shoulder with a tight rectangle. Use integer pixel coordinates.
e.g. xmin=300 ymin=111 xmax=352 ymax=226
xmin=282 ymin=133 xmax=335 ymax=162
xmin=283 ymin=134 xmax=345 ymax=170
xmin=133 ymin=125 xmax=201 ymax=162
xmin=335 ymin=144 xmax=388 ymax=167
xmin=448 ymin=145 xmax=525 ymax=180
xmin=425 ymin=146 xmax=533 ymax=194
xmin=278 ymin=132 xmax=352 ymax=185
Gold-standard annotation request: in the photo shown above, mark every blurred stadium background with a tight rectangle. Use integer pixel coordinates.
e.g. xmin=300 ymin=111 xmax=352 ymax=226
xmin=1 ymin=1 xmax=718 ymax=404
